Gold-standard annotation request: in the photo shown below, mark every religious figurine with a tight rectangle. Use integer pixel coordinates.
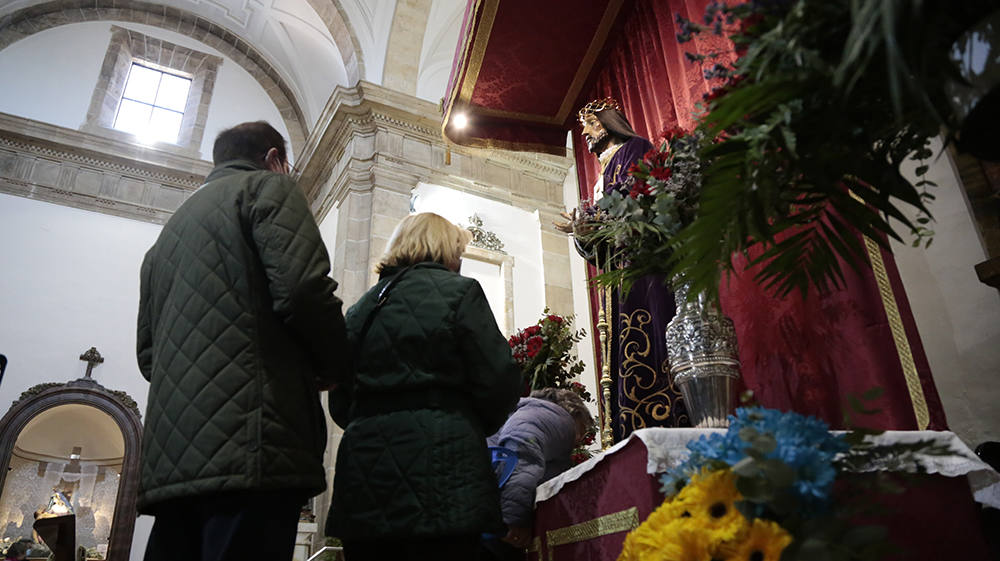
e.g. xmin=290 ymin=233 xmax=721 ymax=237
xmin=40 ymin=490 xmax=74 ymax=517
xmin=555 ymin=98 xmax=689 ymax=441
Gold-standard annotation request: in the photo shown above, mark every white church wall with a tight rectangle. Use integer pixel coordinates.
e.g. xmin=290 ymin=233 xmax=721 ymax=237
xmin=411 ymin=182 xmax=546 ymax=332
xmin=563 ymin=165 xmax=601 ymax=423
xmin=0 ymin=22 xmax=290 ymax=162
xmin=0 ymin=194 xmax=161 ymax=559
xmin=317 ymin=203 xmax=342 ymax=271
xmin=0 ymin=193 xmax=160 ymax=413
xmin=893 ymin=138 xmax=1000 ymax=447
xmin=316 ymin=202 xmax=346 ymax=310
xmin=0 ymin=24 xmax=106 ymax=131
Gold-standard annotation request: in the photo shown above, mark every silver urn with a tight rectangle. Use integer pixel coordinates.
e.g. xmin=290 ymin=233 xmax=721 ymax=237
xmin=665 ymin=279 xmax=742 ymax=428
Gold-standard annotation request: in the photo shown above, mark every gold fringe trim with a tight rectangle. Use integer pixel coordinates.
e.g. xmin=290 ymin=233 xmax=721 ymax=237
xmin=545 ymin=506 xmax=639 ymax=561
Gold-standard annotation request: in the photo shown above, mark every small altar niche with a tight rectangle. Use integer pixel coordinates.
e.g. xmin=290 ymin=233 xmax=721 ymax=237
xmin=0 ymin=375 xmax=142 ymax=561
xmin=0 ymin=404 xmax=124 ymax=558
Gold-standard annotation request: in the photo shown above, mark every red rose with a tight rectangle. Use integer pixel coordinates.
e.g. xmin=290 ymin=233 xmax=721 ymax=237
xmin=525 ymin=336 xmax=544 ymax=358
xmin=658 ymin=126 xmax=688 ymax=144
xmin=640 ymin=147 xmax=660 ymax=164
xmin=651 ymin=167 xmax=672 ymax=182
xmin=546 ymin=314 xmax=563 ymax=324
xmin=628 ymin=180 xmax=652 ymax=199
xmin=525 ymin=325 xmax=541 ymax=336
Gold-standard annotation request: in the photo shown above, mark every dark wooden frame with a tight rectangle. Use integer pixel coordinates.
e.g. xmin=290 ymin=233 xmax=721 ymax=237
xmin=0 ymin=378 xmax=142 ymax=561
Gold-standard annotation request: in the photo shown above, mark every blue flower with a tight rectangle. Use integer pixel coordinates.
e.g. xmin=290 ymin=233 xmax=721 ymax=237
xmin=658 ymin=407 xmax=849 ymax=513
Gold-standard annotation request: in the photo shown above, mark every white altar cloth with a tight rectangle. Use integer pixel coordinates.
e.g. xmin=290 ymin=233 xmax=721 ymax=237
xmin=536 ymin=428 xmax=1000 ymax=508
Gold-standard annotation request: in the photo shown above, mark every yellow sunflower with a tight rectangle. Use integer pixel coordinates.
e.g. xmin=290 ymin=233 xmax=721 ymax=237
xmin=658 ymin=523 xmax=714 ymax=561
xmin=719 ymin=519 xmax=793 ymax=561
xmin=618 ymin=502 xmax=717 ymax=561
xmin=673 ymin=468 xmax=749 ymax=544
xmin=620 ymin=519 xmax=716 ymax=561
xmin=618 ymin=503 xmax=679 ymax=561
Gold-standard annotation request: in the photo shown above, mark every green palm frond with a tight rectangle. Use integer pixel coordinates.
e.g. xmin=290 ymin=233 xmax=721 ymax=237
xmin=664 ymin=0 xmax=981 ymax=298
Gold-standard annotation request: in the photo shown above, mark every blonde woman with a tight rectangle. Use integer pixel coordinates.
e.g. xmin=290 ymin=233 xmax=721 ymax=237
xmin=327 ymin=212 xmax=522 ymax=560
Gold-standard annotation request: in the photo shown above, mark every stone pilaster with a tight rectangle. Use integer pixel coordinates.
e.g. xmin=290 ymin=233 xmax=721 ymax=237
xmin=539 ymin=208 xmax=576 ymax=317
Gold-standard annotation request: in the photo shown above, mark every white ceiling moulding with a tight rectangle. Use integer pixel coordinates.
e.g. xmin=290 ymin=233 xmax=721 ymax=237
xmin=0 ymin=0 xmax=317 ymax=155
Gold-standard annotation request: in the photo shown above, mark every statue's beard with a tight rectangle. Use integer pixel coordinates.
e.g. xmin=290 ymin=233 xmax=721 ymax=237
xmin=585 ymin=130 xmax=610 ymax=154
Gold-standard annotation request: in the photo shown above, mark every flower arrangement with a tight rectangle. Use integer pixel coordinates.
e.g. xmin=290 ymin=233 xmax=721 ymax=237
xmin=619 ymin=406 xmax=951 ymax=561
xmin=509 ymin=311 xmax=597 ymax=464
xmin=508 ymin=310 xmax=587 ymax=392
xmin=662 ymin=0 xmax=997 ymax=297
xmin=575 ymin=128 xmax=704 ymax=294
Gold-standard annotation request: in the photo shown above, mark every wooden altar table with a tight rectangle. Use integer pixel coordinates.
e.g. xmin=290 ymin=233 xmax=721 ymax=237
xmin=529 ymin=429 xmax=1000 ymax=561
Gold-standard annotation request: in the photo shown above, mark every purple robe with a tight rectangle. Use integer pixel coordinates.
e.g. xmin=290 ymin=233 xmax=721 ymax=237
xmin=602 ymin=136 xmax=652 ymax=194
xmin=601 ymin=136 xmax=690 ymax=438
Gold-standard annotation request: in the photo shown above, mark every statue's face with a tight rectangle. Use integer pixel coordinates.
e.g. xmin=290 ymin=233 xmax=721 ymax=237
xmin=580 ymin=114 xmax=608 ymax=153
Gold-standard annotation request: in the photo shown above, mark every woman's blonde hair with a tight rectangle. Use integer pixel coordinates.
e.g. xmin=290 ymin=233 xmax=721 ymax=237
xmin=376 ymin=213 xmax=473 ymax=273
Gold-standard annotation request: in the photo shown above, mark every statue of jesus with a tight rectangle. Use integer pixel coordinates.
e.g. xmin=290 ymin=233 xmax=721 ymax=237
xmin=556 ymin=98 xmax=690 ymax=442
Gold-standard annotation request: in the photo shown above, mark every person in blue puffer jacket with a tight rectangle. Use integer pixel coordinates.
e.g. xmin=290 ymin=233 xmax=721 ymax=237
xmin=483 ymin=387 xmax=593 ymax=558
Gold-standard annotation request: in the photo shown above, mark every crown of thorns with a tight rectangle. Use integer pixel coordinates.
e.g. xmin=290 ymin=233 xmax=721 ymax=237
xmin=577 ymin=97 xmax=622 ymax=122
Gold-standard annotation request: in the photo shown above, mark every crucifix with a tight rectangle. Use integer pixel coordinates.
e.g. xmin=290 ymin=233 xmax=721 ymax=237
xmin=79 ymin=347 xmax=104 ymax=379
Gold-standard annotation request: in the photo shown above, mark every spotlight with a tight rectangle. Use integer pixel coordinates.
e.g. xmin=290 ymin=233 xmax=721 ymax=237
xmin=453 ymin=113 xmax=468 ymax=130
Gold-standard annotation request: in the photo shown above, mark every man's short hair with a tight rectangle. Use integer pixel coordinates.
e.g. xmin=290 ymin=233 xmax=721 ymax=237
xmin=212 ymin=121 xmax=287 ymax=167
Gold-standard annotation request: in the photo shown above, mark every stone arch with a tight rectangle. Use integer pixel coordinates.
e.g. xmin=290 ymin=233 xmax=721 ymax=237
xmin=306 ymin=0 xmax=364 ymax=85
xmin=0 ymin=378 xmax=143 ymax=561
xmin=0 ymin=0 xmax=311 ymax=155
xmin=382 ymin=0 xmax=433 ymax=95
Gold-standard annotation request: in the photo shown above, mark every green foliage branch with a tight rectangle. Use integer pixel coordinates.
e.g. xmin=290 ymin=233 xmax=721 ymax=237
xmin=583 ymin=0 xmax=995 ymax=298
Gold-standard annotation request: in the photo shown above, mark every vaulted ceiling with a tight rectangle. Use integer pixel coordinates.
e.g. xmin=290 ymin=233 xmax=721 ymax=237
xmin=0 ymin=0 xmax=466 ymax=138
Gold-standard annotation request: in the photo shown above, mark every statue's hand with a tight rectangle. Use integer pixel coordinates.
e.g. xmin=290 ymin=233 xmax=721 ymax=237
xmin=553 ymin=209 xmax=577 ymax=234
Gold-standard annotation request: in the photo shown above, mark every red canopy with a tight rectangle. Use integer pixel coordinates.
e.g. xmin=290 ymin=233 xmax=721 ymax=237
xmin=442 ymin=0 xmax=633 ymax=155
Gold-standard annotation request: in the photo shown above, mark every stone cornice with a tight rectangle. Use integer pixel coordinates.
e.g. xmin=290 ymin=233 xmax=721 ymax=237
xmin=298 ymin=81 xmax=575 ymax=221
xmin=0 ymin=113 xmax=210 ymax=224
xmin=0 ymin=112 xmax=211 ymax=179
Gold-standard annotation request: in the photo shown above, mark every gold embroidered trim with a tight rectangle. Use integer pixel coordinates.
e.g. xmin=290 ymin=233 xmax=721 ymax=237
xmin=545 ymin=507 xmax=639 ymax=561
xmin=862 ymin=234 xmax=931 ymax=429
xmin=598 ymin=143 xmax=624 ymax=173
xmin=458 ymin=0 xmax=499 ymax=104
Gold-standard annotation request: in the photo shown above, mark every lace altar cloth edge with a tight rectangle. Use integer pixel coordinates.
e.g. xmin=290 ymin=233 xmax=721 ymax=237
xmin=535 ymin=428 xmax=1000 ymax=508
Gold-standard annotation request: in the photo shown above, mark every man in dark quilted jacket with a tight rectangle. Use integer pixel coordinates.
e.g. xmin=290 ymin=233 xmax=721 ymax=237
xmin=136 ymin=121 xmax=348 ymax=561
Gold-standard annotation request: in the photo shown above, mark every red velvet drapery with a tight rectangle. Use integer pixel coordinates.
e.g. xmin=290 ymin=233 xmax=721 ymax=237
xmin=573 ymin=0 xmax=947 ymax=430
